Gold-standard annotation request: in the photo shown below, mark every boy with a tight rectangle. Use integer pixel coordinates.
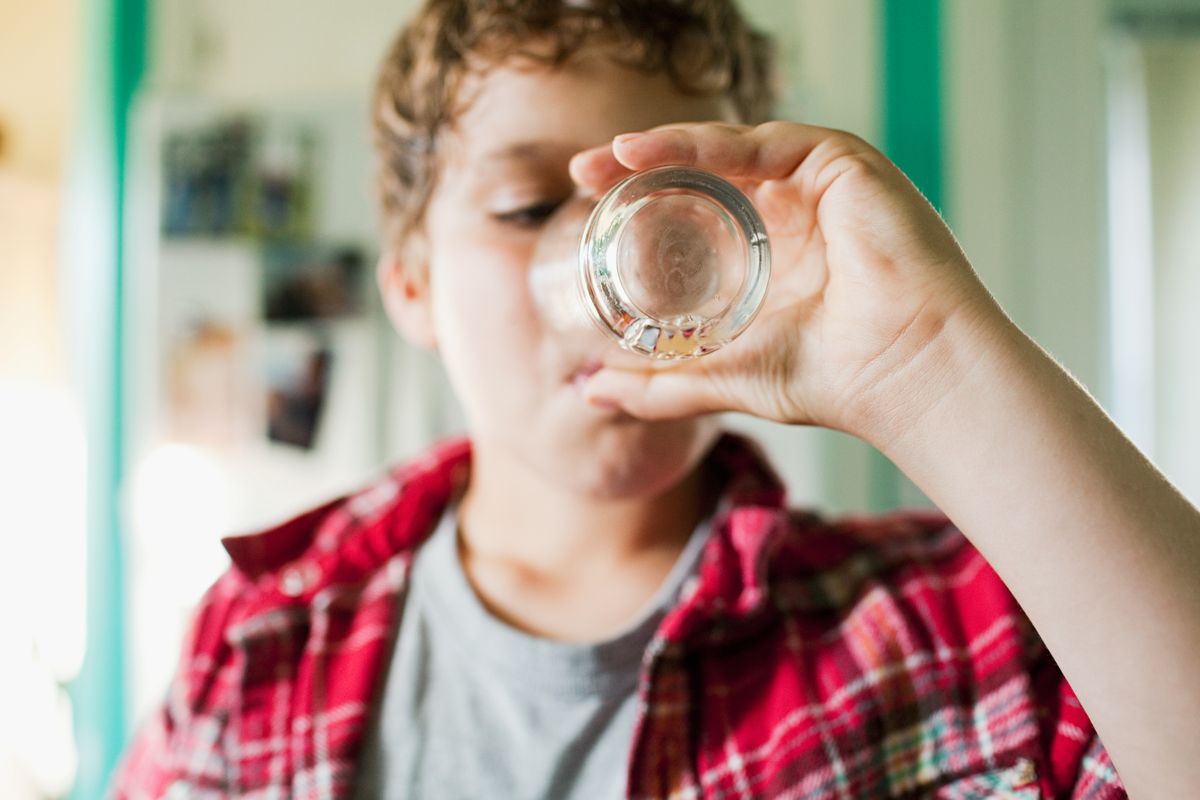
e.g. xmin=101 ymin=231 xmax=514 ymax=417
xmin=114 ymin=0 xmax=1200 ymax=797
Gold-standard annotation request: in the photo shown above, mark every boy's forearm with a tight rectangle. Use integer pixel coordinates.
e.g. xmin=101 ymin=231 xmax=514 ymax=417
xmin=867 ymin=308 xmax=1200 ymax=797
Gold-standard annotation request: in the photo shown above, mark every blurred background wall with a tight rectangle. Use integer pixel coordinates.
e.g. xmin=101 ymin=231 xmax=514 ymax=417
xmin=0 ymin=0 xmax=84 ymax=797
xmin=0 ymin=0 xmax=1197 ymax=796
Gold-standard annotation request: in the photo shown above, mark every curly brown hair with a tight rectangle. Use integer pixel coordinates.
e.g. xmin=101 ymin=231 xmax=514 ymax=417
xmin=370 ymin=0 xmax=778 ymax=261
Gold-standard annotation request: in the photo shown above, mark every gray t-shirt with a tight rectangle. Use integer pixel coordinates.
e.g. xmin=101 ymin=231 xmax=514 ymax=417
xmin=351 ymin=504 xmax=712 ymax=799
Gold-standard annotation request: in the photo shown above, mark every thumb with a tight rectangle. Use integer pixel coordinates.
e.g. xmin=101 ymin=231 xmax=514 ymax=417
xmin=580 ymin=364 xmax=732 ymax=420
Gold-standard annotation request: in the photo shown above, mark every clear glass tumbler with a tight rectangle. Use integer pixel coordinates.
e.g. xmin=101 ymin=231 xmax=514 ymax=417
xmin=529 ymin=165 xmax=771 ymax=362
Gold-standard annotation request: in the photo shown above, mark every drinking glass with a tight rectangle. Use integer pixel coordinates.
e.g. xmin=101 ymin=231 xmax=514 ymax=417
xmin=529 ymin=165 xmax=771 ymax=362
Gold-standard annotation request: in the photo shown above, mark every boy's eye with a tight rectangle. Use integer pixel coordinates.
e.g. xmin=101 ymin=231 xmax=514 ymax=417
xmin=492 ymin=200 xmax=564 ymax=228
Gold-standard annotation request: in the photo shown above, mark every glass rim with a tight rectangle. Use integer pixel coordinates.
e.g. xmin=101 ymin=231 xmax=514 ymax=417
xmin=577 ymin=165 xmax=771 ymax=360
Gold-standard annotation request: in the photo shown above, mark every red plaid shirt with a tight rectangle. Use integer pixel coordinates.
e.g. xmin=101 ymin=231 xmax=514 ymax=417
xmin=112 ymin=433 xmax=1126 ymax=798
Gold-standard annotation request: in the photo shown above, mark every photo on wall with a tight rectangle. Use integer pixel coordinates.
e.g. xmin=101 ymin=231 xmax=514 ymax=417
xmin=165 ymin=320 xmax=248 ymax=448
xmin=262 ymin=328 xmax=333 ymax=450
xmin=261 ymin=243 xmax=366 ymax=322
xmin=161 ymin=114 xmax=315 ymax=240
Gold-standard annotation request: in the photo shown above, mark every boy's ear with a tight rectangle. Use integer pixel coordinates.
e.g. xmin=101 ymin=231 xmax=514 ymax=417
xmin=377 ymin=253 xmax=438 ymax=351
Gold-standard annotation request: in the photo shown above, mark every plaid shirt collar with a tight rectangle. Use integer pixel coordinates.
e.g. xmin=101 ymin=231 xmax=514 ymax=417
xmin=220 ymin=432 xmax=792 ymax=650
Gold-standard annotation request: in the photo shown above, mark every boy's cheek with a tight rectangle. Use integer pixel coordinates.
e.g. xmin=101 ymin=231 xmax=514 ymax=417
xmin=429 ymin=257 xmax=541 ymax=357
xmin=435 ymin=236 xmax=540 ymax=304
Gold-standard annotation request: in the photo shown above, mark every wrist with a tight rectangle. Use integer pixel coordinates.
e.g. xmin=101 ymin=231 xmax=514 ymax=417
xmin=846 ymin=292 xmax=1026 ymax=457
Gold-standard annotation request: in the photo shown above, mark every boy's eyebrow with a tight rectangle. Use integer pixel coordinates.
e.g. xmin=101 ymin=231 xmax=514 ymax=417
xmin=458 ymin=140 xmax=580 ymax=192
xmin=479 ymin=140 xmax=577 ymax=164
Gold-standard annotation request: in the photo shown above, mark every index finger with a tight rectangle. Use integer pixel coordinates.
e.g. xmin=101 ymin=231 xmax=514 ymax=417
xmin=568 ymin=123 xmax=754 ymax=193
xmin=568 ymin=139 xmax=636 ymax=197
xmin=610 ymin=121 xmax=854 ymax=182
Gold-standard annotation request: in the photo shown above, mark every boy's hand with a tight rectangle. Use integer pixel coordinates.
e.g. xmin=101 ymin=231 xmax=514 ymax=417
xmin=569 ymin=122 xmax=1009 ymax=443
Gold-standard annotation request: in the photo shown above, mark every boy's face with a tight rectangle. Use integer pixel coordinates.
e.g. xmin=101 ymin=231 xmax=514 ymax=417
xmin=385 ymin=45 xmax=734 ymax=499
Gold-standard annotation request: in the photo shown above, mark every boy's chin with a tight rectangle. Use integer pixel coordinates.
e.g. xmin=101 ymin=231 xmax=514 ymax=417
xmin=536 ymin=414 xmax=721 ymax=500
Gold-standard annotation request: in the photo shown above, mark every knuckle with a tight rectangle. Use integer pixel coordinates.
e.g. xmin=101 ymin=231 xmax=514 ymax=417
xmin=713 ymin=122 xmax=752 ymax=135
xmin=821 ymin=147 xmax=887 ymax=184
xmin=835 ymin=133 xmax=886 ymax=168
xmin=835 ymin=130 xmax=872 ymax=151
xmin=755 ymin=120 xmax=796 ymax=139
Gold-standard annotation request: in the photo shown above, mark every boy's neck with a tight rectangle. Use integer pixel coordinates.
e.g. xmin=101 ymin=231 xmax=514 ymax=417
xmin=453 ymin=442 xmax=713 ymax=641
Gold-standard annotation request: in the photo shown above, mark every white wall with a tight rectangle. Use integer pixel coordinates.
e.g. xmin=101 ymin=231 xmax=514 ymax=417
xmin=948 ymin=0 xmax=1200 ymax=507
xmin=150 ymin=0 xmax=416 ymax=102
xmin=946 ymin=0 xmax=1110 ymax=397
xmin=1144 ymin=36 xmax=1200 ymax=504
xmin=0 ymin=0 xmax=84 ymax=796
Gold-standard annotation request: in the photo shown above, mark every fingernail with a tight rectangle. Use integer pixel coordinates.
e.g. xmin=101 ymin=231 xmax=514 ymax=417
xmin=588 ymin=396 xmax=620 ymax=410
xmin=613 ymin=132 xmax=644 ymax=147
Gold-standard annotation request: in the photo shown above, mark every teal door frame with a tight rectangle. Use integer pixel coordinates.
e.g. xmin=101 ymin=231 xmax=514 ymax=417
xmin=870 ymin=0 xmax=945 ymax=511
xmin=69 ymin=0 xmax=146 ymax=796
